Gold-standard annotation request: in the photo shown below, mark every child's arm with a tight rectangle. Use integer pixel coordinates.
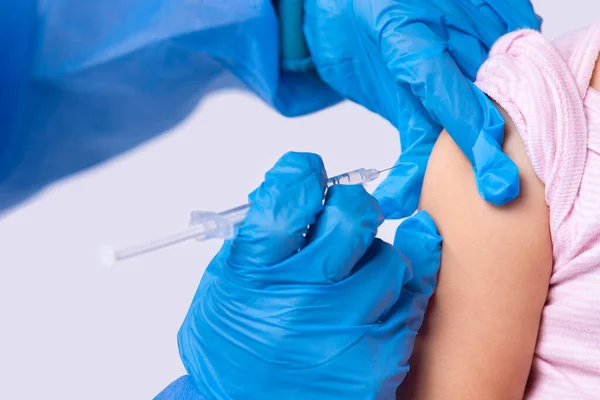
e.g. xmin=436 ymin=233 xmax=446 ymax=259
xmin=399 ymin=109 xmax=553 ymax=399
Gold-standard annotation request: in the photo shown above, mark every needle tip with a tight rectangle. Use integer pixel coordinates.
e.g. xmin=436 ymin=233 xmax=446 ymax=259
xmin=378 ymin=164 xmax=402 ymax=174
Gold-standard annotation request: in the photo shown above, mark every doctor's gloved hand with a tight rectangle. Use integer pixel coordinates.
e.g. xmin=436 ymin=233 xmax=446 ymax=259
xmin=177 ymin=152 xmax=441 ymax=400
xmin=302 ymin=0 xmax=541 ymax=218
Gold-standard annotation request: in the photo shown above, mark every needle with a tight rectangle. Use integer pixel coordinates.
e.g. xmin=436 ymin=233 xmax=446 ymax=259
xmin=378 ymin=164 xmax=402 ymax=174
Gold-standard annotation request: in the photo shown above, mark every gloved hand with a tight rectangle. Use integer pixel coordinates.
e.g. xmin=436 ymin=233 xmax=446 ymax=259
xmin=177 ymin=152 xmax=441 ymax=399
xmin=302 ymin=0 xmax=542 ymax=218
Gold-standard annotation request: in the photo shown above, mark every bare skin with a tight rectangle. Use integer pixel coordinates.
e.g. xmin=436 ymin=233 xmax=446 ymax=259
xmin=591 ymin=54 xmax=600 ymax=90
xmin=396 ymin=49 xmax=600 ymax=400
xmin=397 ymin=106 xmax=553 ymax=399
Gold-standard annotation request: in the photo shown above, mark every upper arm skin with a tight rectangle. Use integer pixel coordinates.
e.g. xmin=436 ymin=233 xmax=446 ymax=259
xmin=398 ymin=110 xmax=553 ymax=399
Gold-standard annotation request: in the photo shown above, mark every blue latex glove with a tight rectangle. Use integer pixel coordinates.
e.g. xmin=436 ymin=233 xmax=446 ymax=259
xmin=303 ymin=0 xmax=542 ymax=218
xmin=176 ymin=152 xmax=441 ymax=399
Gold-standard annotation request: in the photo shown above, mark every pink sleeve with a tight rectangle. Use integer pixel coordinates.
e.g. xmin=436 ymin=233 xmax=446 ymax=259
xmin=475 ymin=30 xmax=588 ymax=247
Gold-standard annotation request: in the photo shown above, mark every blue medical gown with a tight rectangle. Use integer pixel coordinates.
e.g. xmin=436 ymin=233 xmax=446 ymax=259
xmin=0 ymin=0 xmax=340 ymax=213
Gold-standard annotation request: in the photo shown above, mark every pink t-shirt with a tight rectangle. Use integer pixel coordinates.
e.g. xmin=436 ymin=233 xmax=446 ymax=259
xmin=475 ymin=25 xmax=600 ymax=398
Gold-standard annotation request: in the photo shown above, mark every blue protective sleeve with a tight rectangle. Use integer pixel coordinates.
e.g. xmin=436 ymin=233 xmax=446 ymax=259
xmin=0 ymin=0 xmax=340 ymax=213
xmin=154 ymin=375 xmax=205 ymax=400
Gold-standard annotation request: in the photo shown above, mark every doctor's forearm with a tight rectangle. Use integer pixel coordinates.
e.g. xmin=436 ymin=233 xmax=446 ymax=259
xmin=0 ymin=0 xmax=339 ymax=214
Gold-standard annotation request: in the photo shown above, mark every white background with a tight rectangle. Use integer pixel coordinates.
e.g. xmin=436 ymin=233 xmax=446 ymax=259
xmin=0 ymin=1 xmax=597 ymax=398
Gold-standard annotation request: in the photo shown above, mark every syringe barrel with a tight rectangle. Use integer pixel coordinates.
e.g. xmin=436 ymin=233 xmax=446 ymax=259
xmin=326 ymin=168 xmax=380 ymax=187
xmin=219 ymin=203 xmax=252 ymax=225
xmin=192 ymin=170 xmax=381 ymax=240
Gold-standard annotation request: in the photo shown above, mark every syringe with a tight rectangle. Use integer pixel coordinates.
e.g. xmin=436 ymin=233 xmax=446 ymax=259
xmin=100 ymin=167 xmax=395 ymax=268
